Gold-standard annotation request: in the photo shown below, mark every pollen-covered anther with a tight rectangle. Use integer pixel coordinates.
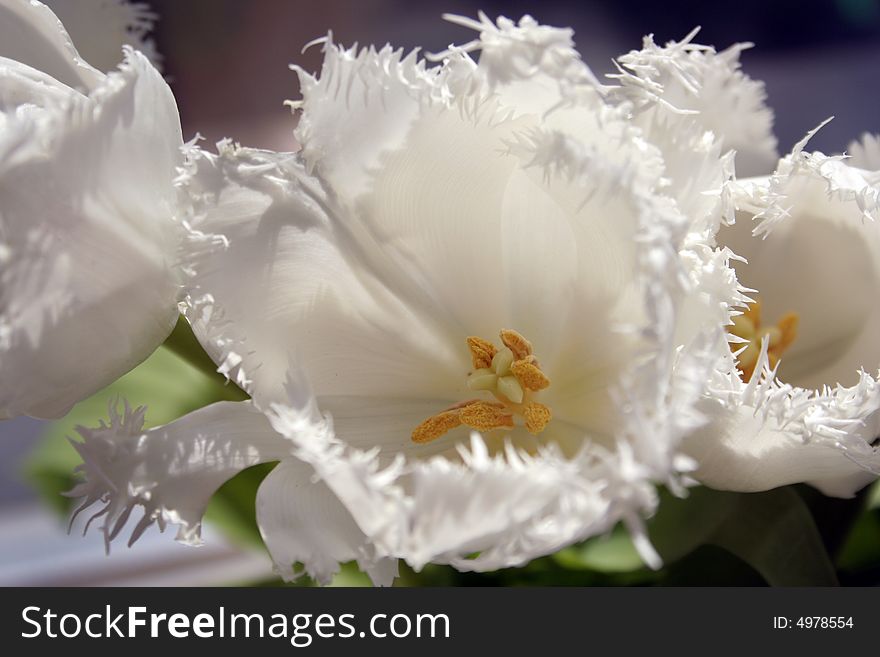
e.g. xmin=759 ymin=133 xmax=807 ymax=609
xmin=412 ymin=329 xmax=553 ymax=443
xmin=459 ymin=401 xmax=515 ymax=432
xmin=467 ymin=336 xmax=497 ymax=369
xmin=511 ymin=356 xmax=550 ymax=391
xmin=729 ymin=299 xmax=799 ymax=381
xmin=499 ymin=328 xmax=532 ymax=360
xmin=523 ymin=402 xmax=552 ymax=435
xmin=411 ymin=408 xmax=464 ymax=444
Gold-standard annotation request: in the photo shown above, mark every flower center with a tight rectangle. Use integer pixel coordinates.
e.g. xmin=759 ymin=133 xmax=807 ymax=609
xmin=411 ymin=328 xmax=553 ymax=444
xmin=729 ymin=299 xmax=799 ymax=381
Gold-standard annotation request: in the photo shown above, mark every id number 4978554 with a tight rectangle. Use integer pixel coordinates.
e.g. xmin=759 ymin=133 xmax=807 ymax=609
xmin=773 ymin=617 xmax=854 ymax=629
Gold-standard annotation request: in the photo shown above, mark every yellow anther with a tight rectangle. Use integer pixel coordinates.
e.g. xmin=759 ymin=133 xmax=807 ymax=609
xmin=413 ymin=329 xmax=553 ymax=444
xmin=412 ymin=409 xmax=463 ymax=444
xmin=729 ymin=299 xmax=799 ymax=382
xmin=523 ymin=402 xmax=552 ymax=435
xmin=467 ymin=336 xmax=497 ymax=369
xmin=511 ymin=357 xmax=551 ymax=391
xmin=776 ymin=313 xmax=798 ymax=351
xmin=459 ymin=401 xmax=514 ymax=432
xmin=500 ymin=328 xmax=532 ymax=360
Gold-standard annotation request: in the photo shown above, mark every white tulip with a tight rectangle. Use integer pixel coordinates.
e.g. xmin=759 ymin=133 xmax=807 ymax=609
xmin=684 ymin=126 xmax=880 ymax=497
xmin=68 ymin=15 xmax=736 ymax=584
xmin=0 ymin=0 xmax=183 ymax=418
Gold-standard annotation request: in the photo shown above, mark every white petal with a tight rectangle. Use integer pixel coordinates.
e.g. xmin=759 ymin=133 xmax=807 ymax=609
xmin=847 ymin=132 xmax=880 ymax=171
xmin=256 ymin=459 xmax=397 ymax=586
xmin=44 ymin=0 xmax=161 ymax=72
xmin=267 ymin=399 xmax=663 ymax=572
xmin=179 ymin=142 xmax=464 ymax=409
xmin=609 ymin=28 xmax=778 ymax=176
xmin=0 ymin=0 xmax=102 ymax=91
xmin=293 ymin=39 xmax=440 ymax=204
xmin=68 ymin=400 xmax=290 ymax=548
xmin=0 ymin=49 xmax=183 ymax=419
xmin=685 ymin=346 xmax=880 ymax=497
xmin=435 ymin=12 xmax=606 ymax=118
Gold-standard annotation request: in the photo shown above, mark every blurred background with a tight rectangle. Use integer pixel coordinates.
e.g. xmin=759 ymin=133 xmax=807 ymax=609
xmin=2 ymin=0 xmax=880 ymax=586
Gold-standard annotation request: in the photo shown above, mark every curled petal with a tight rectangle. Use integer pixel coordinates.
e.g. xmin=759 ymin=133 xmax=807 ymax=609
xmin=68 ymin=400 xmax=290 ymax=549
xmin=685 ymin=346 xmax=880 ymax=497
xmin=0 ymin=49 xmax=183 ymax=419
xmin=256 ymin=459 xmax=397 ymax=586
xmin=0 ymin=0 xmax=102 ymax=91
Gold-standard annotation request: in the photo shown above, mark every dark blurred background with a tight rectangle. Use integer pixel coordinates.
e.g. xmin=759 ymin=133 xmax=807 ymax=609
xmin=147 ymin=0 xmax=880 ymax=155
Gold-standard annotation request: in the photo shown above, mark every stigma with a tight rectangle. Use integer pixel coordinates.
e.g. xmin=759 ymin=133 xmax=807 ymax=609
xmin=411 ymin=329 xmax=552 ymax=444
xmin=729 ymin=300 xmax=798 ymax=381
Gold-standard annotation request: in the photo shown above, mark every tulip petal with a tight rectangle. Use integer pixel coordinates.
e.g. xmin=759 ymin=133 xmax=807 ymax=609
xmin=179 ymin=143 xmax=466 ymax=409
xmin=0 ymin=0 xmax=101 ymax=91
xmin=685 ymin=345 xmax=880 ymax=498
xmin=436 ymin=12 xmax=607 ymax=119
xmin=609 ymin=28 xmax=777 ymax=176
xmin=256 ymin=459 xmax=397 ymax=586
xmin=68 ymin=399 xmax=290 ymax=549
xmin=847 ymin=132 xmax=880 ymax=171
xmin=266 ymin=394 xmax=665 ymax=573
xmin=0 ymin=49 xmax=183 ymax=419
xmin=43 ymin=0 xmax=161 ymax=73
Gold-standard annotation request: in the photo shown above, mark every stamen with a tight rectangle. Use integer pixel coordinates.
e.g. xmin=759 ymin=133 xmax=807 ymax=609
xmin=467 ymin=336 xmax=497 ymax=369
xmin=459 ymin=401 xmax=515 ymax=432
xmin=412 ymin=409 xmax=464 ymax=444
xmin=412 ymin=329 xmax=553 ymax=443
xmin=523 ymin=402 xmax=552 ymax=434
xmin=729 ymin=299 xmax=799 ymax=381
xmin=500 ymin=328 xmax=532 ymax=360
xmin=511 ymin=356 xmax=551 ymax=391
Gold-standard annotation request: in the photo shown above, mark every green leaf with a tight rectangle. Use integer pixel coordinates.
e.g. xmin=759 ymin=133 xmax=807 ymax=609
xmin=836 ymin=508 xmax=880 ymax=574
xmin=708 ymin=487 xmax=838 ymax=585
xmin=553 ymin=523 xmax=644 ymax=573
xmin=549 ymin=486 xmax=837 ymax=586
xmin=648 ymin=486 xmax=739 ymax=563
xmin=868 ymin=481 xmax=880 ymax=510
